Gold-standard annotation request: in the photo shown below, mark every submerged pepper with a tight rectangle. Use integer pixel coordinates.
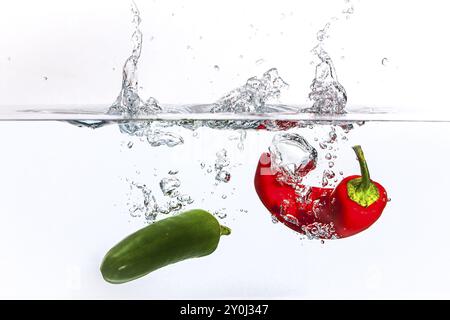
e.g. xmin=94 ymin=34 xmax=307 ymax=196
xmin=254 ymin=145 xmax=388 ymax=239
xmin=101 ymin=209 xmax=231 ymax=284
xmin=254 ymin=152 xmax=333 ymax=234
xmin=330 ymin=145 xmax=388 ymax=238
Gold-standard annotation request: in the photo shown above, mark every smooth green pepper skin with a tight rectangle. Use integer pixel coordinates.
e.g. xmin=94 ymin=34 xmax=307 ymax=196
xmin=100 ymin=209 xmax=230 ymax=284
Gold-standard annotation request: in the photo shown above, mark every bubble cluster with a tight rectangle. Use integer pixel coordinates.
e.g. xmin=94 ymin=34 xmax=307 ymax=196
xmin=301 ymin=222 xmax=338 ymax=240
xmin=211 ymin=68 xmax=288 ymax=113
xmin=127 ymin=170 xmax=193 ymax=222
xmin=214 ymin=149 xmax=231 ymax=183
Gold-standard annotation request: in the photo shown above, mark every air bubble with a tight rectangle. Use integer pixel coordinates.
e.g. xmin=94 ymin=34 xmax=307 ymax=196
xmin=159 ymin=177 xmax=181 ymax=197
xmin=216 ymin=170 xmax=231 ymax=183
xmin=215 ymin=211 xmax=227 ymax=219
xmin=329 ymin=130 xmax=338 ymax=142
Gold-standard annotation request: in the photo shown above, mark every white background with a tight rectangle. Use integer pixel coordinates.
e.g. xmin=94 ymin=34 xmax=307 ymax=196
xmin=1 ymin=0 xmax=450 ymax=299
xmin=1 ymin=0 xmax=450 ymax=111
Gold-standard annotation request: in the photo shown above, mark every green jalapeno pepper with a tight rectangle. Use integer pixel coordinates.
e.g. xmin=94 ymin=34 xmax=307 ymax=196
xmin=100 ymin=209 xmax=231 ymax=284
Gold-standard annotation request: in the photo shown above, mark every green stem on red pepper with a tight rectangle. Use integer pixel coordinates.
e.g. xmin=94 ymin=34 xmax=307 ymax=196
xmin=347 ymin=145 xmax=380 ymax=207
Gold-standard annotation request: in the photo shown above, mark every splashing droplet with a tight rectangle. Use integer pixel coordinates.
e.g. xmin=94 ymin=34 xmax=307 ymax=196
xmin=316 ymin=23 xmax=330 ymax=42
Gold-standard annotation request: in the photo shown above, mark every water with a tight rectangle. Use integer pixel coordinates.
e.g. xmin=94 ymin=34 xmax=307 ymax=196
xmin=269 ymin=133 xmax=318 ymax=184
xmin=2 ymin=0 xmax=450 ymax=299
xmin=2 ymin=120 xmax=450 ymax=299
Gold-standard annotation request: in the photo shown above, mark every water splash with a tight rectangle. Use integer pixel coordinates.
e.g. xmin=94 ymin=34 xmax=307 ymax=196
xmin=309 ymin=48 xmax=347 ymax=114
xmin=103 ymin=3 xmax=295 ymax=138
xmin=108 ymin=2 xmax=161 ymax=119
xmin=211 ymin=68 xmax=288 ymax=113
xmin=106 ymin=3 xmax=185 ymax=146
xmin=308 ymin=0 xmax=355 ymax=114
xmin=306 ymin=1 xmax=357 ymax=187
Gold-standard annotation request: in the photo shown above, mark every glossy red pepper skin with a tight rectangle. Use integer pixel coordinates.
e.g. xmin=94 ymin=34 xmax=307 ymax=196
xmin=255 ymin=145 xmax=388 ymax=239
xmin=330 ymin=175 xmax=388 ymax=238
xmin=254 ymin=153 xmax=333 ymax=233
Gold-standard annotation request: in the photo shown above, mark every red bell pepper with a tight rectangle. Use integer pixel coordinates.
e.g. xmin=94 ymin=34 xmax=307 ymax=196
xmin=330 ymin=145 xmax=388 ymax=237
